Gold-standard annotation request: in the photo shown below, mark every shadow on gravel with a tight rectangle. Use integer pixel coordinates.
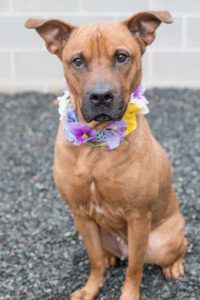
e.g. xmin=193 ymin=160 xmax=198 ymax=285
xmin=0 ymin=89 xmax=200 ymax=300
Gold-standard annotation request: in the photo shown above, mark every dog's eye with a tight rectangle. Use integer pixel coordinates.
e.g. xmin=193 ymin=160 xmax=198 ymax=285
xmin=116 ymin=53 xmax=129 ymax=64
xmin=72 ymin=57 xmax=84 ymax=68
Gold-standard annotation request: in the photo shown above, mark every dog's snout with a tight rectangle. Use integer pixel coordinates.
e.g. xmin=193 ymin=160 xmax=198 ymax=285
xmin=89 ymin=89 xmax=114 ymax=106
xmin=82 ymin=82 xmax=124 ymax=122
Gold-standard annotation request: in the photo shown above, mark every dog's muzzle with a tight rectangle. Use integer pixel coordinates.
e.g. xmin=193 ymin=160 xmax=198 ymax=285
xmin=81 ymin=86 xmax=125 ymax=122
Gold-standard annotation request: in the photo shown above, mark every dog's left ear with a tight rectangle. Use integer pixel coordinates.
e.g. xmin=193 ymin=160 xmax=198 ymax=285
xmin=25 ymin=18 xmax=76 ymax=58
xmin=123 ymin=11 xmax=173 ymax=52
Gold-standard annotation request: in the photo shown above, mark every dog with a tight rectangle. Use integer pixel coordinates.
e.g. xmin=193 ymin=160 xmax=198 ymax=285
xmin=25 ymin=11 xmax=187 ymax=300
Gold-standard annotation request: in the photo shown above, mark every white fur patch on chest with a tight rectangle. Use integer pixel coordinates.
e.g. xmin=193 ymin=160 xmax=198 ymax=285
xmin=95 ymin=206 xmax=105 ymax=215
xmin=90 ymin=180 xmax=96 ymax=194
xmin=90 ymin=180 xmax=106 ymax=216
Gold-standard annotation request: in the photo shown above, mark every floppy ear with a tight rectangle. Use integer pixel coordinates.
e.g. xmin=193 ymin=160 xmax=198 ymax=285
xmin=25 ymin=18 xmax=75 ymax=57
xmin=123 ymin=11 xmax=173 ymax=52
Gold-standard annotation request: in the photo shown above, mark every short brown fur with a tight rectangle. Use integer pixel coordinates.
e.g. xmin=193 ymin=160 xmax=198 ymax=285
xmin=25 ymin=11 xmax=187 ymax=300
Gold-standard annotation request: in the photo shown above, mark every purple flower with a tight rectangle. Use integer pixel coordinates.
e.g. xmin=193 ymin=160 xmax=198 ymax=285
xmin=67 ymin=104 xmax=78 ymax=122
xmin=64 ymin=122 xmax=96 ymax=145
xmin=132 ymin=83 xmax=148 ymax=104
xmin=133 ymin=83 xmax=145 ymax=98
xmin=105 ymin=120 xmax=127 ymax=150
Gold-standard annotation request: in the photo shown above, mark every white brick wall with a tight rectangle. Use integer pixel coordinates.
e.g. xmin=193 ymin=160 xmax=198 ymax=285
xmin=0 ymin=0 xmax=200 ymax=92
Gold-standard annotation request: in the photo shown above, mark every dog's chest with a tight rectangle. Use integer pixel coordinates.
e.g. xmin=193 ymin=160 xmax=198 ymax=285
xmin=82 ymin=179 xmax=126 ymax=232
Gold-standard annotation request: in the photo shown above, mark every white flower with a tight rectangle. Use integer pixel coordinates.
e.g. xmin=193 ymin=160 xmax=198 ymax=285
xmin=129 ymin=95 xmax=150 ymax=115
xmin=57 ymin=91 xmax=70 ymax=120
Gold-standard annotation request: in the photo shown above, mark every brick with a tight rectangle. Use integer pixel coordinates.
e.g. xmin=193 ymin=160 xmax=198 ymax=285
xmin=14 ymin=51 xmax=63 ymax=81
xmin=0 ymin=52 xmax=12 ymax=80
xmin=117 ymin=16 xmax=182 ymax=48
xmin=81 ymin=0 xmax=148 ymax=12
xmin=55 ymin=15 xmax=115 ymax=26
xmin=142 ymin=53 xmax=149 ymax=83
xmin=186 ymin=17 xmax=200 ymax=47
xmin=0 ymin=17 xmax=44 ymax=48
xmin=150 ymin=0 xmax=200 ymax=13
xmin=12 ymin=0 xmax=80 ymax=12
xmin=0 ymin=82 xmax=63 ymax=93
xmin=0 ymin=16 xmax=117 ymax=50
xmin=0 ymin=82 xmax=43 ymax=93
xmin=152 ymin=17 xmax=182 ymax=48
xmin=116 ymin=14 xmax=134 ymax=21
xmin=152 ymin=52 xmax=200 ymax=83
xmin=0 ymin=0 xmax=11 ymax=12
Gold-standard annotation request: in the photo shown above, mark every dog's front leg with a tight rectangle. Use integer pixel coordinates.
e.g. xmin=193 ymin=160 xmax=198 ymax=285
xmin=70 ymin=214 xmax=105 ymax=300
xmin=120 ymin=211 xmax=151 ymax=300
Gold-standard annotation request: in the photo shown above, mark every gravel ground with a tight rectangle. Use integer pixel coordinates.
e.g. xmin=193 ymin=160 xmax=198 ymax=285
xmin=0 ymin=89 xmax=200 ymax=300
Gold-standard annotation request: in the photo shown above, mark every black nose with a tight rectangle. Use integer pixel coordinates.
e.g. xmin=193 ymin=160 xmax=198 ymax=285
xmin=89 ymin=89 xmax=114 ymax=106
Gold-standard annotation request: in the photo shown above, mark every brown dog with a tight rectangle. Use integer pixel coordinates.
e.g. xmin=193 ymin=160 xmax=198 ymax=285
xmin=25 ymin=11 xmax=187 ymax=300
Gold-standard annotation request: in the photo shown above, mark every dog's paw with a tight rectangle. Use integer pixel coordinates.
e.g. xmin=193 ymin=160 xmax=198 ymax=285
xmin=119 ymin=291 xmax=140 ymax=300
xmin=162 ymin=256 xmax=185 ymax=280
xmin=69 ymin=285 xmax=102 ymax=300
xmin=69 ymin=289 xmax=93 ymax=300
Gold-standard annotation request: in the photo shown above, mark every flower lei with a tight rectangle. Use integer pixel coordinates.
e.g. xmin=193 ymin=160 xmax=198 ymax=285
xmin=57 ymin=83 xmax=149 ymax=150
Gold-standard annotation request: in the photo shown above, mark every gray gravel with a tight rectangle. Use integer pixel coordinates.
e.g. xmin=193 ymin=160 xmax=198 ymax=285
xmin=0 ymin=89 xmax=200 ymax=300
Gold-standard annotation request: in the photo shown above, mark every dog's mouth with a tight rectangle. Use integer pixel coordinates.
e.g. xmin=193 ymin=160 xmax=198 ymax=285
xmin=81 ymin=100 xmax=125 ymax=123
xmin=94 ymin=114 xmax=113 ymax=122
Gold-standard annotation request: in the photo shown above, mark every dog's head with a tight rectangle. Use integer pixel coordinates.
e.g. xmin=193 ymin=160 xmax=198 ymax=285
xmin=25 ymin=11 xmax=172 ymax=123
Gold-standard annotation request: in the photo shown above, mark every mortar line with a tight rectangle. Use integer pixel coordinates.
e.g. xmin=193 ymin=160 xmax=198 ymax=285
xmin=146 ymin=81 xmax=200 ymax=88
xmin=149 ymin=51 xmax=153 ymax=86
xmin=0 ymin=48 xmax=46 ymax=53
xmin=149 ymin=47 xmax=200 ymax=53
xmin=0 ymin=11 xmax=118 ymax=17
xmin=0 ymin=12 xmax=198 ymax=17
xmin=1 ymin=81 xmax=200 ymax=92
xmin=10 ymin=50 xmax=15 ymax=82
xmin=0 ymin=81 xmax=63 ymax=92
xmin=0 ymin=80 xmax=63 ymax=85
xmin=182 ymin=16 xmax=187 ymax=49
xmin=1 ymin=82 xmax=199 ymax=87
xmin=1 ymin=47 xmax=200 ymax=53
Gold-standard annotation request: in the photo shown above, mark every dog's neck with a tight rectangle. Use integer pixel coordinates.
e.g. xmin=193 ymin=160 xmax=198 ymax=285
xmin=57 ymin=83 xmax=149 ymax=150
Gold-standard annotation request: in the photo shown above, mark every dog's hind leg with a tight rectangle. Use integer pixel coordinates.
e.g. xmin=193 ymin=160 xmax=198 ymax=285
xmin=145 ymin=209 xmax=187 ymax=280
xmin=162 ymin=230 xmax=187 ymax=280
xmin=162 ymin=254 xmax=185 ymax=280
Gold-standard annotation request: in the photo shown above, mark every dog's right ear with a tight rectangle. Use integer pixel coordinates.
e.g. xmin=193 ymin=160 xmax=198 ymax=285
xmin=25 ymin=18 xmax=76 ymax=57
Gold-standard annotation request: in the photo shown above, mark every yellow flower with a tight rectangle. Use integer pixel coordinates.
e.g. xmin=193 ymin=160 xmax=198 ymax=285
xmin=123 ymin=103 xmax=140 ymax=136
